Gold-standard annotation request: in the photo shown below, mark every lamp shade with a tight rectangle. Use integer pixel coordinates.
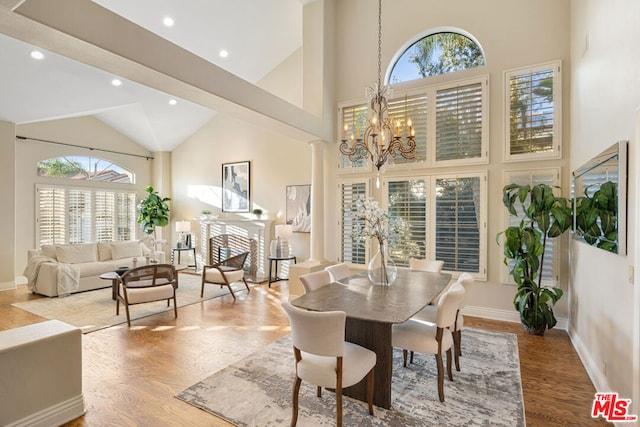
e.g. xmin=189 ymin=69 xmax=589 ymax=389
xmin=175 ymin=220 xmax=191 ymax=233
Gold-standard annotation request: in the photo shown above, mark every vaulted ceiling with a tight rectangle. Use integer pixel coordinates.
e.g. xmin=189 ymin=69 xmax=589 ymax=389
xmin=0 ymin=0 xmax=307 ymax=152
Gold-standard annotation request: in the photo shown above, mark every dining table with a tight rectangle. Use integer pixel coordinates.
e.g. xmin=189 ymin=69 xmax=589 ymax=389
xmin=291 ymin=268 xmax=452 ymax=409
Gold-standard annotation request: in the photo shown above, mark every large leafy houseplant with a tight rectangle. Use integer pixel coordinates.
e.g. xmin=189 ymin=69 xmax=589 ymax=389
xmin=137 ymin=185 xmax=171 ymax=238
xmin=497 ymin=183 xmax=572 ymax=335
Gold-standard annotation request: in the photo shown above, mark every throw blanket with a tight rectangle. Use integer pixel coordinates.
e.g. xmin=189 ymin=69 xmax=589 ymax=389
xmin=23 ymin=255 xmax=81 ymax=297
xmin=56 ymin=263 xmax=80 ymax=297
xmin=23 ymin=255 xmax=56 ymax=293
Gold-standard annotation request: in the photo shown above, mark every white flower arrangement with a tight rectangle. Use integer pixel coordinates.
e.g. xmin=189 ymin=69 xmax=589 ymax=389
xmin=352 ymin=197 xmax=402 ymax=246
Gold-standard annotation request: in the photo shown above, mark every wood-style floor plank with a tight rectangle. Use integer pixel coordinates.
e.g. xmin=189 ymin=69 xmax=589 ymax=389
xmin=0 ymin=277 xmax=609 ymax=426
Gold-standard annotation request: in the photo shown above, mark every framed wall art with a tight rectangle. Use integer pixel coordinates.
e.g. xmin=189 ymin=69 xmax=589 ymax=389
xmin=286 ymin=184 xmax=311 ymax=233
xmin=222 ymin=161 xmax=250 ymax=212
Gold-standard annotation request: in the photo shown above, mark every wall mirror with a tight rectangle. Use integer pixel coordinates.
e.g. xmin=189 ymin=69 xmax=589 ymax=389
xmin=572 ymin=140 xmax=628 ymax=255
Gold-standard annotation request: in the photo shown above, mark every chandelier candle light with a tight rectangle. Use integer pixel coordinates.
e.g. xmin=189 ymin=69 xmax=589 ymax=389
xmin=339 ymin=0 xmax=417 ymax=178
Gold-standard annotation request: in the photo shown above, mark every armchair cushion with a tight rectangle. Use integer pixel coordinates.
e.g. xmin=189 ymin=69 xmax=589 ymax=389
xmin=203 ymin=268 xmax=244 ymax=283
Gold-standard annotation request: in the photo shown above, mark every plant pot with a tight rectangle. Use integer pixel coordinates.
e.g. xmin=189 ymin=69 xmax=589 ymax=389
xmin=522 ymin=323 xmax=546 ymax=336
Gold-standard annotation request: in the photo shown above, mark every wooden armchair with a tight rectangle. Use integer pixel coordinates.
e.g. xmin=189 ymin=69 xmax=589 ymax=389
xmin=116 ymin=264 xmax=178 ymax=327
xmin=201 ymin=252 xmax=250 ymax=299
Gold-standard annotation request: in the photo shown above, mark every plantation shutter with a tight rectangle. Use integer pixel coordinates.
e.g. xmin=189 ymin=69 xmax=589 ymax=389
xmin=504 ymin=170 xmax=559 ymax=285
xmin=339 ymin=102 xmax=368 ymax=169
xmin=37 ymin=187 xmax=66 ymax=246
xmin=435 ymin=176 xmax=481 ymax=273
xmin=340 ymin=181 xmax=367 ymax=265
xmin=435 ymin=82 xmax=483 ymax=161
xmin=117 ymin=192 xmax=137 ymax=241
xmin=67 ymin=189 xmax=92 ymax=243
xmin=386 ymin=179 xmax=427 ymax=266
xmin=95 ymin=191 xmax=115 ymax=242
xmin=508 ymin=65 xmax=557 ymax=156
xmin=387 ymin=93 xmax=428 ymax=165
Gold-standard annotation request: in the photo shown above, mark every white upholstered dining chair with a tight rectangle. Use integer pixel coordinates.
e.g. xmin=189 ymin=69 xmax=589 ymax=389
xmin=299 ymin=270 xmax=332 ymax=293
xmin=324 ymin=263 xmax=351 ymax=282
xmin=409 ymin=258 xmax=444 ymax=273
xmin=392 ymin=284 xmax=466 ymax=402
xmin=411 ymin=272 xmax=473 ymax=372
xmin=281 ymin=302 xmax=376 ymax=427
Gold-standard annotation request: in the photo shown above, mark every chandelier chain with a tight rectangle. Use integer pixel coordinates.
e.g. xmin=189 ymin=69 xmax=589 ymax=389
xmin=377 ymin=0 xmax=382 ymax=90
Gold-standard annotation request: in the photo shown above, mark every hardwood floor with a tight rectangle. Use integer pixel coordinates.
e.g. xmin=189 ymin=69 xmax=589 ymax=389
xmin=1 ymin=276 xmax=609 ymax=426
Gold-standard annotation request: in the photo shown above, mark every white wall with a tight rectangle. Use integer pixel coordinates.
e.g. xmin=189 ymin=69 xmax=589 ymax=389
xmin=15 ymin=116 xmax=153 ymax=275
xmin=333 ymin=0 xmax=572 ymax=319
xmin=0 ymin=121 xmax=16 ymax=289
xmin=570 ymin=0 xmax=640 ymax=406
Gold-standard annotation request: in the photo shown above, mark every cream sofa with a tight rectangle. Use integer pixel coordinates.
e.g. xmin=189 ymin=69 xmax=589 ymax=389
xmin=25 ymin=241 xmax=166 ymax=297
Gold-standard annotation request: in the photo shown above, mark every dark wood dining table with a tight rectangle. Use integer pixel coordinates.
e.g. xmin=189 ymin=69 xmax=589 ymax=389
xmin=291 ymin=268 xmax=451 ymax=409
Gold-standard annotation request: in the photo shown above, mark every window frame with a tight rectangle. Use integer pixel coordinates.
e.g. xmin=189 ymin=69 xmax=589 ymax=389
xmin=36 ymin=183 xmax=138 ymax=247
xmin=503 ymin=60 xmax=562 ymax=162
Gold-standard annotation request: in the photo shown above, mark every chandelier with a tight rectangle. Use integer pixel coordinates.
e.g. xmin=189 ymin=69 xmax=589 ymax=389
xmin=339 ymin=0 xmax=416 ymax=172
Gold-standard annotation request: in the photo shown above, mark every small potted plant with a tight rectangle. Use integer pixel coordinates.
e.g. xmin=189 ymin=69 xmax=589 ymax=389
xmin=251 ymin=208 xmax=264 ymax=219
xmin=497 ymin=183 xmax=572 ymax=335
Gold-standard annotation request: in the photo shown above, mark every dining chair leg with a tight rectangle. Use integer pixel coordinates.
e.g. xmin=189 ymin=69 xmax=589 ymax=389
xmin=291 ymin=376 xmax=301 ymax=427
xmin=446 ymin=348 xmax=453 ymax=381
xmin=456 ymin=329 xmax=463 ymax=356
xmin=410 ymin=350 xmax=414 ymax=364
xmin=402 ymin=349 xmax=408 ymax=367
xmin=435 ymin=353 xmax=445 ymax=402
xmin=453 ymin=331 xmax=461 ymax=371
xmin=336 ymin=385 xmax=343 ymax=427
xmin=317 ymin=386 xmax=321 ymax=397
xmin=366 ymin=368 xmax=375 ymax=416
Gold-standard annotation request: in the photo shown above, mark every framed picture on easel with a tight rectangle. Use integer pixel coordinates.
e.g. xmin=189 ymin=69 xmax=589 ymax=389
xmin=286 ymin=184 xmax=311 ymax=232
xmin=222 ymin=161 xmax=250 ymax=212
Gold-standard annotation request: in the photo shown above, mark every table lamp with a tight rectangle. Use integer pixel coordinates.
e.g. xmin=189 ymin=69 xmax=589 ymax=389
xmin=176 ymin=220 xmax=192 ymax=248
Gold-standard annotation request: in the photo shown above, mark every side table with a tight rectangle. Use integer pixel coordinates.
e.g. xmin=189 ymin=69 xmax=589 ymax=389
xmin=171 ymin=247 xmax=197 ymax=270
xmin=267 ymin=255 xmax=297 ymax=287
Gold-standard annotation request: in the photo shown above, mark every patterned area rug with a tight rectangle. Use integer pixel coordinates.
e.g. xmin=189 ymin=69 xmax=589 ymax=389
xmin=12 ymin=273 xmax=235 ymax=333
xmin=176 ymin=328 xmax=525 ymax=426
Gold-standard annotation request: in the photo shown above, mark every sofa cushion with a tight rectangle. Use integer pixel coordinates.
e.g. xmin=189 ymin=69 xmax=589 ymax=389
xmin=41 ymin=245 xmax=57 ymax=259
xmin=75 ymin=261 xmax=115 ymax=277
xmin=97 ymin=242 xmax=112 ymax=261
xmin=111 ymin=241 xmax=143 ymax=260
xmin=55 ymin=244 xmax=98 ymax=264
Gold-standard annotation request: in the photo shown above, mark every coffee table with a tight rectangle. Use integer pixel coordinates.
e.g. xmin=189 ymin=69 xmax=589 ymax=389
xmin=100 ymin=265 xmax=187 ymax=300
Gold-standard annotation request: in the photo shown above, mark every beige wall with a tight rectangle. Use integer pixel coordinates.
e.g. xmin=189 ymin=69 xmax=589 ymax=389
xmin=0 ymin=121 xmax=16 ymax=289
xmin=14 ymin=116 xmax=154 ymax=275
xmin=333 ymin=0 xmax=572 ymax=317
xmin=570 ymin=0 xmax=640 ymax=405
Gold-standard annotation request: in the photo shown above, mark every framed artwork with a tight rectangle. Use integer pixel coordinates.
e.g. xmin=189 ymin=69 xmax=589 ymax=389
xmin=286 ymin=184 xmax=311 ymax=233
xmin=222 ymin=161 xmax=250 ymax=212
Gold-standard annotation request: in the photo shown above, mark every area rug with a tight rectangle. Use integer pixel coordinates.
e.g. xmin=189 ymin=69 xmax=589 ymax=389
xmin=12 ymin=273 xmax=236 ymax=333
xmin=176 ymin=328 xmax=525 ymax=426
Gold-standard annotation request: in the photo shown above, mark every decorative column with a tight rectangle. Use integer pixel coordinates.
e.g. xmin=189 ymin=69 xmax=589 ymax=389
xmin=309 ymin=140 xmax=326 ymax=262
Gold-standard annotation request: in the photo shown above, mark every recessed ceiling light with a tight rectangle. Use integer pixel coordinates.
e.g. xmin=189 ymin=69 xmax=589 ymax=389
xmin=111 ymin=79 xmax=122 ymax=87
xmin=30 ymin=50 xmax=44 ymax=60
xmin=219 ymin=50 xmax=229 ymax=58
xmin=163 ymin=17 xmax=174 ymax=27
xmin=169 ymin=99 xmax=177 ymax=106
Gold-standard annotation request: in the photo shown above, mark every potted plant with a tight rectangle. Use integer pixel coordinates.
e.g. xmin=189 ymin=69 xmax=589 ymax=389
xmin=137 ymin=186 xmax=171 ymax=261
xmin=497 ymin=183 xmax=572 ymax=335
xmin=251 ymin=208 xmax=264 ymax=219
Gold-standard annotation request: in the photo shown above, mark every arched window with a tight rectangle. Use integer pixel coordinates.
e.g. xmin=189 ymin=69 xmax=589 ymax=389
xmin=37 ymin=156 xmax=134 ymax=184
xmin=388 ymin=31 xmax=485 ymax=84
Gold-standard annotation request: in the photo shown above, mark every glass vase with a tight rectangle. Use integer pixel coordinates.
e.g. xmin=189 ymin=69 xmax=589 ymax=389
xmin=368 ymin=241 xmax=397 ymax=286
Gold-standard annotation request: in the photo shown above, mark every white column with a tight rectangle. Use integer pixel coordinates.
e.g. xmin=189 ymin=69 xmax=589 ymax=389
xmin=309 ymin=140 xmax=326 ymax=262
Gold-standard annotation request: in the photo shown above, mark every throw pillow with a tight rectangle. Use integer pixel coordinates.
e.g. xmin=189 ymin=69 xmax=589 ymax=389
xmin=41 ymin=245 xmax=57 ymax=259
xmin=97 ymin=242 xmax=112 ymax=261
xmin=111 ymin=241 xmax=143 ymax=260
xmin=55 ymin=244 xmax=98 ymax=264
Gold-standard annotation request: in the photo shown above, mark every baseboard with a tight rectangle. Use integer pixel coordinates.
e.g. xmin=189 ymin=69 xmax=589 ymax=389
xmin=462 ymin=305 xmax=569 ymax=331
xmin=6 ymin=394 xmax=85 ymax=427
xmin=568 ymin=325 xmax=610 ymax=394
xmin=0 ymin=280 xmax=16 ymax=291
